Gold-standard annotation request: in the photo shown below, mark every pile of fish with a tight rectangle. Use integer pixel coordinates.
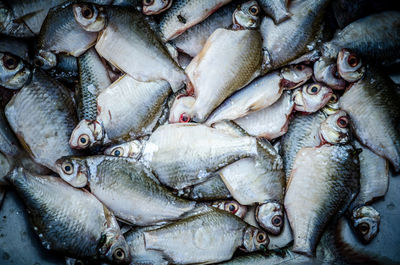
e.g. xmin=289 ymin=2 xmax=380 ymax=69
xmin=0 ymin=0 xmax=399 ymax=264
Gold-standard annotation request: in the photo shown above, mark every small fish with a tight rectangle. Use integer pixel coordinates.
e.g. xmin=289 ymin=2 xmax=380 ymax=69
xmin=313 ymin=56 xmax=346 ymax=90
xmin=350 ymin=205 xmax=380 ymax=244
xmin=142 ymin=0 xmax=173 ymax=15
xmin=337 ymin=48 xmax=365 ymax=82
xmin=319 ymin=110 xmax=352 ymax=145
xmin=258 ymin=0 xmax=290 ymax=24
xmin=292 ymin=83 xmax=333 ymax=113
xmin=0 ymin=51 xmax=31 ymax=90
xmin=7 ymin=167 xmax=130 ymax=263
xmin=211 ymin=199 xmax=248 ymax=219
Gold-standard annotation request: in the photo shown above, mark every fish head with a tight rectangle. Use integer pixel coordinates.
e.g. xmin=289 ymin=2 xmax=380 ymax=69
xmin=73 ymin=3 xmax=106 ymax=32
xmin=0 ymin=52 xmax=31 ymax=90
xmin=280 ymin=64 xmax=313 ymax=90
xmin=168 ymin=95 xmax=195 ymax=123
xmin=70 ymin=120 xmax=104 ymax=149
xmin=322 ymin=93 xmax=340 ymax=115
xmin=34 ymin=50 xmax=57 ymax=70
xmin=351 ymin=206 xmax=380 ymax=243
xmin=293 ymin=83 xmax=332 ymax=113
xmin=313 ymin=57 xmax=346 ymax=90
xmin=99 ymin=228 xmax=131 ymax=264
xmin=233 ymin=1 xmax=261 ymax=29
xmin=242 ymin=226 xmax=269 ymax=252
xmin=55 ymin=156 xmax=88 ymax=188
xmin=142 ymin=0 xmax=172 ymax=15
xmin=211 ymin=200 xmax=247 ymax=219
xmin=255 ymin=202 xmax=284 ymax=235
xmin=104 ymin=140 xmax=142 ymax=159
xmin=337 ymin=49 xmax=365 ymax=82
xmin=319 ymin=110 xmax=351 ymax=144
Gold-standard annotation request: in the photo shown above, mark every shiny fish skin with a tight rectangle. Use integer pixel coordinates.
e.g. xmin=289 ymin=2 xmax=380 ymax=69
xmin=285 ymin=144 xmax=360 ymax=256
xmin=159 ymin=0 xmax=232 ymax=41
xmin=76 ymin=48 xmax=111 ymax=121
xmin=5 ymin=69 xmax=79 ymax=171
xmin=258 ymin=0 xmax=290 ymax=24
xmin=143 ymin=207 xmax=268 ymax=264
xmin=6 ymin=167 xmax=130 ymax=263
xmin=95 ymin=6 xmax=186 ymax=92
xmin=181 ymin=173 xmax=232 ymax=201
xmin=55 ymin=156 xmax=196 ymax=226
xmin=141 ymin=123 xmax=259 ymax=189
xmin=339 ymin=66 xmax=400 ymax=171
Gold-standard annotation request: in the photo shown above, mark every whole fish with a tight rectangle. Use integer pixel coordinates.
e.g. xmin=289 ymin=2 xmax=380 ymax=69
xmin=260 ymin=0 xmax=331 ymax=73
xmin=105 ymin=123 xmax=259 ymax=189
xmin=285 ymin=111 xmax=360 ymax=256
xmin=70 ymin=74 xmax=171 ymax=149
xmin=205 ymin=64 xmax=312 ymax=126
xmin=55 ymin=155 xmax=197 ymax=225
xmin=0 ymin=50 xmax=31 ymax=90
xmin=313 ymin=56 xmax=346 ymax=90
xmin=159 ymin=0 xmax=232 ymax=41
xmin=0 ymin=1 xmax=34 ymax=37
xmin=180 ymin=173 xmax=232 ymax=200
xmin=258 ymin=0 xmax=290 ymax=24
xmin=143 ymin=207 xmax=269 ymax=264
xmin=95 ymin=5 xmax=186 ymax=92
xmin=322 ymin=11 xmax=400 ymax=62
xmin=76 ymin=48 xmax=111 ymax=121
xmin=339 ymin=66 xmax=400 ymax=171
xmin=5 ymin=69 xmax=79 ymax=171
xmin=7 ymin=167 xmax=130 ymax=264
xmin=35 ymin=2 xmax=106 ymax=69
xmin=142 ymin=0 xmax=172 ymax=15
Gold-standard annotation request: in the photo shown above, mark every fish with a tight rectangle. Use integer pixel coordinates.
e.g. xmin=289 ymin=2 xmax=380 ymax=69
xmin=143 ymin=207 xmax=269 ymax=264
xmin=35 ymin=2 xmax=106 ymax=69
xmin=47 ymin=54 xmax=79 ymax=83
xmin=5 ymin=69 xmax=79 ymax=171
xmin=313 ymin=56 xmax=346 ymax=90
xmin=70 ymin=74 xmax=171 ymax=149
xmin=292 ymin=83 xmax=333 ymax=112
xmin=76 ymin=48 xmax=111 ymax=121
xmin=218 ymin=252 xmax=311 ymax=264
xmin=159 ymin=0 xmax=232 ymax=41
xmin=142 ymin=0 xmax=173 ymax=15
xmin=319 ymin=110 xmax=352 ymax=145
xmin=321 ymin=11 xmax=400 ymax=62
xmin=260 ymin=0 xmax=331 ymax=73
xmin=0 ymin=151 xmax=12 ymax=185
xmin=211 ymin=199 xmax=248 ymax=219
xmin=0 ymin=1 xmax=34 ymax=37
xmin=205 ymin=64 xmax=312 ymax=126
xmin=0 ymin=51 xmax=31 ymax=90
xmin=285 ymin=113 xmax=360 ymax=256
xmin=0 ymin=109 xmax=20 ymax=157
xmin=339 ymin=66 xmax=400 ymax=171
xmin=258 ymin=0 xmax=290 ymax=24
xmin=171 ymin=2 xmax=237 ymax=57
xmin=55 ymin=155 xmax=197 ymax=226
xmin=337 ymin=48 xmax=365 ymax=82
xmin=0 ymin=35 xmax=29 ymax=62
xmin=349 ymin=205 xmax=381 ymax=244
xmin=6 ymin=167 xmax=131 ymax=263
xmin=95 ymin=5 xmax=186 ymax=92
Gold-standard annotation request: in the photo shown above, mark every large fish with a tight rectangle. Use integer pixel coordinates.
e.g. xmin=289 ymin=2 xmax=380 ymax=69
xmin=5 ymin=69 xmax=79 ymax=171
xmin=6 ymin=167 xmax=130 ymax=263
xmin=143 ymin=207 xmax=269 ymax=264
xmin=55 ymin=155 xmax=197 ymax=226
xmin=95 ymin=5 xmax=186 ymax=92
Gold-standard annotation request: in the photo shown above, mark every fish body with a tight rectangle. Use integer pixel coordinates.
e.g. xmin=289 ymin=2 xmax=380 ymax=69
xmin=181 ymin=173 xmax=232 ymax=200
xmin=219 ymin=252 xmax=310 ymax=264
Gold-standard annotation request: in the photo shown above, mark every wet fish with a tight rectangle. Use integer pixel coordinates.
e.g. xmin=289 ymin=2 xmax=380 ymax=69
xmin=159 ymin=0 xmax=232 ymax=41
xmin=339 ymin=66 xmax=400 ymax=171
xmin=5 ymin=69 xmax=79 ymax=171
xmin=292 ymin=83 xmax=333 ymax=112
xmin=260 ymin=0 xmax=331 ymax=73
xmin=6 ymin=167 xmax=130 ymax=263
xmin=349 ymin=205 xmax=380 ymax=244
xmin=142 ymin=0 xmax=172 ymax=15
xmin=205 ymin=64 xmax=312 ymax=126
xmin=258 ymin=0 xmax=290 ymax=24
xmin=76 ymin=48 xmax=111 ymax=121
xmin=143 ymin=207 xmax=269 ymax=264
xmin=47 ymin=54 xmax=79 ymax=83
xmin=70 ymin=74 xmax=171 ymax=149
xmin=0 ymin=51 xmax=31 ymax=90
xmin=337 ymin=48 xmax=365 ymax=82
xmin=211 ymin=199 xmax=247 ymax=219
xmin=35 ymin=2 xmax=106 ymax=69
xmin=313 ymin=56 xmax=346 ymax=90
xmin=55 ymin=155 xmax=197 ymax=226
xmin=95 ymin=5 xmax=186 ymax=92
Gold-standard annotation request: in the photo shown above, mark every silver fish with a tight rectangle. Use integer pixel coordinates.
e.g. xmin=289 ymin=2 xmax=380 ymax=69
xmin=350 ymin=205 xmax=381 ymax=244
xmin=258 ymin=0 xmax=290 ymax=24
xmin=211 ymin=199 xmax=248 ymax=219
xmin=313 ymin=56 xmax=346 ymax=90
xmin=0 ymin=51 xmax=31 ymax=90
xmin=292 ymin=83 xmax=333 ymax=113
xmin=142 ymin=0 xmax=172 ymax=15
xmin=7 ymin=167 xmax=130 ymax=263
xmin=337 ymin=48 xmax=365 ymax=83
xmin=55 ymin=155 xmax=197 ymax=226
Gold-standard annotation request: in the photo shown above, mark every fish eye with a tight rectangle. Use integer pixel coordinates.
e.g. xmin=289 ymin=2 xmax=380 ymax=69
xmin=3 ymin=54 xmax=19 ymax=70
xmin=271 ymin=215 xmax=283 ymax=227
xmin=357 ymin=222 xmax=370 ymax=235
xmin=248 ymin=5 xmax=259 ymax=16
xmin=337 ymin=116 xmax=349 ymax=128
xmin=295 ymin=64 xmax=305 ymax=71
xmin=78 ymin=134 xmax=90 ymax=148
xmin=225 ymin=202 xmax=239 ymax=214
xmin=81 ymin=5 xmax=94 ymax=19
xmin=111 ymin=147 xmax=124 ymax=157
xmin=179 ymin=113 xmax=190 ymax=123
xmin=256 ymin=232 xmax=267 ymax=243
xmin=307 ymin=85 xmax=320 ymax=95
xmin=113 ymin=248 xmax=125 ymax=261
xmin=329 ymin=94 xmax=338 ymax=103
xmin=347 ymin=54 xmax=359 ymax=67
xmin=143 ymin=0 xmax=154 ymax=6
xmin=62 ymin=161 xmax=74 ymax=175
